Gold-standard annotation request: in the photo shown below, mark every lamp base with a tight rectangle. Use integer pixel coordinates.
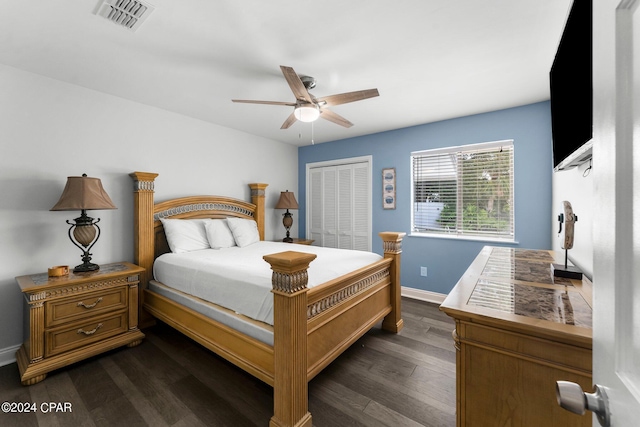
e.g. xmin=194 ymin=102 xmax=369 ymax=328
xmin=282 ymin=210 xmax=294 ymax=244
xmin=74 ymin=262 xmax=100 ymax=273
xmin=551 ymin=263 xmax=583 ymax=280
xmin=67 ymin=213 xmax=102 ymax=274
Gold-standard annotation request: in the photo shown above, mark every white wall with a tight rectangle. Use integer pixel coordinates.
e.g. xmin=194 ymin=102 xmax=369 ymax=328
xmin=0 ymin=64 xmax=298 ymax=362
xmin=551 ymin=160 xmax=594 ymax=278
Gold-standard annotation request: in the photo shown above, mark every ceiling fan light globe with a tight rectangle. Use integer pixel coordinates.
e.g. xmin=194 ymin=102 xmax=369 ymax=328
xmin=294 ymin=105 xmax=320 ymax=122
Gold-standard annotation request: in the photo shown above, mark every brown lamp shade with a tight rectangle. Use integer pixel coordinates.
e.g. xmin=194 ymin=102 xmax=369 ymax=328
xmin=51 ymin=175 xmax=117 ymax=211
xmin=275 ymin=191 xmax=298 ymax=210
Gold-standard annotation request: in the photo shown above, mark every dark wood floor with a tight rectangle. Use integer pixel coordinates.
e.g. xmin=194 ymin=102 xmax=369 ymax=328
xmin=0 ymin=298 xmax=456 ymax=427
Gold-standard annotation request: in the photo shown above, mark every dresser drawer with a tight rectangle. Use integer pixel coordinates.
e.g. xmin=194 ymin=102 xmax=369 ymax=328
xmin=45 ymin=310 xmax=128 ymax=357
xmin=45 ymin=287 xmax=127 ymax=327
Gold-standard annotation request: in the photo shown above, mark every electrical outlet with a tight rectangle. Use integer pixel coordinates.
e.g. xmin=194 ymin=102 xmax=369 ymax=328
xmin=420 ymin=266 xmax=428 ymax=277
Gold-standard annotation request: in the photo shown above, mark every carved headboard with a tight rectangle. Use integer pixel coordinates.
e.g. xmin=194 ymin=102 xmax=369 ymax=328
xmin=129 ymin=171 xmax=267 ymax=292
xmin=152 ymin=195 xmax=261 ymax=258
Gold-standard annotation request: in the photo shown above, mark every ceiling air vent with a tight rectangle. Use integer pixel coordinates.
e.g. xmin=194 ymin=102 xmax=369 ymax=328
xmin=95 ymin=0 xmax=154 ymax=32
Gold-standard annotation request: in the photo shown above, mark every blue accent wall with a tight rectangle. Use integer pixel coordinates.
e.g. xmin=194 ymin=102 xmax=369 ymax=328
xmin=298 ymin=102 xmax=553 ymax=295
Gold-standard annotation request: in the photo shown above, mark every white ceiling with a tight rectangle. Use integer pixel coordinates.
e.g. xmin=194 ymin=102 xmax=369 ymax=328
xmin=0 ymin=0 xmax=572 ymax=146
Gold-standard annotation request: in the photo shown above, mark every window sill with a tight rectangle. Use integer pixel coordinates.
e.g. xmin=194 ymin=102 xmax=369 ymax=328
xmin=409 ymin=232 xmax=518 ymax=245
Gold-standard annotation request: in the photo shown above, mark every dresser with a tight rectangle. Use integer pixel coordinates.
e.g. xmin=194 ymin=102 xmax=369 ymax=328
xmin=15 ymin=262 xmax=145 ymax=385
xmin=440 ymin=247 xmax=592 ymax=427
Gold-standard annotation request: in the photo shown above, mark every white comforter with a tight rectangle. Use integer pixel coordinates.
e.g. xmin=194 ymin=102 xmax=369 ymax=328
xmin=153 ymin=241 xmax=382 ymax=325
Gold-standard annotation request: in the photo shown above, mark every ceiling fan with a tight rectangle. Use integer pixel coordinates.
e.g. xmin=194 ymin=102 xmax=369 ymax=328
xmin=232 ymin=65 xmax=379 ymax=129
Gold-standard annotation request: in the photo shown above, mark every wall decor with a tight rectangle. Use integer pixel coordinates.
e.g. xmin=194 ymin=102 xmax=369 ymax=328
xmin=382 ymin=167 xmax=396 ymax=209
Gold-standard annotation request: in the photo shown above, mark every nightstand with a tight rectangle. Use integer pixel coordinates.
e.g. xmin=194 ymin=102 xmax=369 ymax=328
xmin=15 ymin=262 xmax=145 ymax=385
xmin=277 ymin=238 xmax=315 ymax=245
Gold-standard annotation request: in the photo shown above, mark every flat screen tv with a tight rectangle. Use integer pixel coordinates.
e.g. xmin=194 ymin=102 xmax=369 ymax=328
xmin=549 ymin=0 xmax=593 ymax=171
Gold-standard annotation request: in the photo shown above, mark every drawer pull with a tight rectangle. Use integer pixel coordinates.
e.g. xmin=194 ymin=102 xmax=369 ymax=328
xmin=77 ymin=323 xmax=103 ymax=336
xmin=77 ymin=297 xmax=103 ymax=309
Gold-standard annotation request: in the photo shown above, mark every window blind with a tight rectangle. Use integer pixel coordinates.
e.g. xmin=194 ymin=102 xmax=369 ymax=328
xmin=411 ymin=140 xmax=514 ymax=240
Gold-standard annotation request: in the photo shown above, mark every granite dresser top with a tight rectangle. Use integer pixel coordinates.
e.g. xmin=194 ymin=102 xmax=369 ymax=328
xmin=467 ymin=247 xmax=592 ymax=328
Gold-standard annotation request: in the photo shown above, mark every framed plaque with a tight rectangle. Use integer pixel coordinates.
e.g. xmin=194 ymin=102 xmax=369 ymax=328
xmin=382 ymin=168 xmax=396 ymax=209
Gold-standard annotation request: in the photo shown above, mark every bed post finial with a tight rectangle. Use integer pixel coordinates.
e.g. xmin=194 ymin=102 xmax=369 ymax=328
xmin=249 ymin=183 xmax=268 ymax=241
xmin=380 ymin=231 xmax=406 ymax=333
xmin=130 ymin=171 xmax=159 ymax=328
xmin=263 ymin=251 xmax=316 ymax=427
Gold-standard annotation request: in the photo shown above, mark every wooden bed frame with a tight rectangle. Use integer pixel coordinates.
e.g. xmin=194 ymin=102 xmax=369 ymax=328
xmin=130 ymin=171 xmax=405 ymax=427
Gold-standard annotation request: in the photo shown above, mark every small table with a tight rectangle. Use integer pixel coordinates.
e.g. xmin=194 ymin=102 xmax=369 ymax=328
xmin=276 ymin=238 xmax=315 ymax=245
xmin=15 ymin=262 xmax=145 ymax=385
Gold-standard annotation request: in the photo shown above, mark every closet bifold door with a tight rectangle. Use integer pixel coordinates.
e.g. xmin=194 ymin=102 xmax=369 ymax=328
xmin=309 ymin=166 xmax=331 ymax=247
xmin=308 ymin=160 xmax=371 ymax=251
xmin=350 ymin=162 xmax=370 ymax=251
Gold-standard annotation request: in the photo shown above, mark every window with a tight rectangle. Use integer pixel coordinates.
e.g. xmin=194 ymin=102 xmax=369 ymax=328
xmin=411 ymin=140 xmax=514 ymax=241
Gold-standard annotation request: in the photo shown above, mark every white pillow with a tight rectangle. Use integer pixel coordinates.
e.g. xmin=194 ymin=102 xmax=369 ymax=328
xmin=160 ymin=218 xmax=210 ymax=253
xmin=226 ymin=217 xmax=260 ymax=247
xmin=205 ymin=219 xmax=236 ymax=249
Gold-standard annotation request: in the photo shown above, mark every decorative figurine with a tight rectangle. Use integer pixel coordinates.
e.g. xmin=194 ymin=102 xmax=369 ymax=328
xmin=552 ymin=201 xmax=583 ymax=279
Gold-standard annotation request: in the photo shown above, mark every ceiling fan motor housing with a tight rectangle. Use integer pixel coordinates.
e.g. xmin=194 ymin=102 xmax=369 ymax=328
xmin=299 ymin=75 xmax=316 ymax=90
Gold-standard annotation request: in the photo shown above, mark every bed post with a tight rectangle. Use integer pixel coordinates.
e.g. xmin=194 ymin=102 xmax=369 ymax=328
xmin=129 ymin=171 xmax=159 ymax=329
xmin=380 ymin=231 xmax=406 ymax=333
xmin=263 ymin=251 xmax=317 ymax=427
xmin=249 ymin=183 xmax=268 ymax=240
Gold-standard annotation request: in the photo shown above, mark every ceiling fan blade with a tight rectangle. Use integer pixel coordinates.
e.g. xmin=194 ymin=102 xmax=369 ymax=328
xmin=320 ymin=109 xmax=354 ymax=128
xmin=280 ymin=66 xmax=314 ymax=104
xmin=281 ymin=112 xmax=297 ymax=129
xmin=316 ymin=89 xmax=379 ymax=107
xmin=232 ymin=99 xmax=296 ymax=106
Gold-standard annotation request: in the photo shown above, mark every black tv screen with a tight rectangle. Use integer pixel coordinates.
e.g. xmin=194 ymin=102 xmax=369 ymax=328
xmin=549 ymin=0 xmax=592 ymax=170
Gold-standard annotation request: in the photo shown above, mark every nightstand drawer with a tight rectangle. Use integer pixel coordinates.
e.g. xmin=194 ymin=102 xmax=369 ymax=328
xmin=45 ymin=288 xmax=127 ymax=328
xmin=45 ymin=310 xmax=128 ymax=357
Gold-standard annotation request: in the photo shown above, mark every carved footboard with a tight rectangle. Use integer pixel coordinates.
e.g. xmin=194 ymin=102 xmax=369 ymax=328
xmin=263 ymin=231 xmax=405 ymax=427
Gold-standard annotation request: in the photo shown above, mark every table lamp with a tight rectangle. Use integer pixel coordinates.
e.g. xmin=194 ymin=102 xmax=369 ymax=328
xmin=275 ymin=190 xmax=298 ymax=242
xmin=50 ymin=174 xmax=117 ymax=272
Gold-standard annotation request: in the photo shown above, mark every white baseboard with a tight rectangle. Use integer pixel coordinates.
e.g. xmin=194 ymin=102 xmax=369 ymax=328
xmin=401 ymin=286 xmax=447 ymax=304
xmin=0 ymin=344 xmax=20 ymax=367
